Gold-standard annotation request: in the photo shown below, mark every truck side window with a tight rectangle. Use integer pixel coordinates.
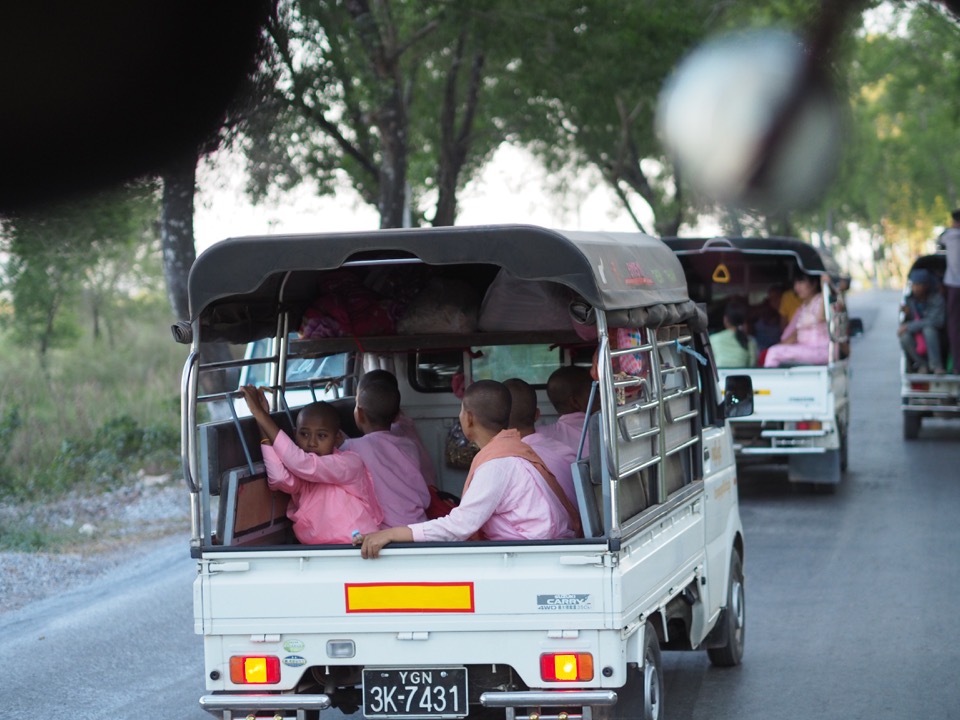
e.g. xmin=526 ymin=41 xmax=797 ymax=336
xmin=410 ymin=351 xmax=463 ymax=392
xmin=471 ymin=344 xmax=561 ymax=385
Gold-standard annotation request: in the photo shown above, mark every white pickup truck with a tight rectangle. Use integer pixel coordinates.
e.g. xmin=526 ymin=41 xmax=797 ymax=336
xmin=663 ymin=237 xmax=856 ymax=488
xmin=176 ymin=225 xmax=754 ymax=720
xmin=900 ymin=253 xmax=960 ymax=439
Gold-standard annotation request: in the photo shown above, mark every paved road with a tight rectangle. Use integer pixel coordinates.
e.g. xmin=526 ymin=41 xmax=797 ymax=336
xmin=3 ymin=289 xmax=958 ymax=719
xmin=663 ymin=288 xmax=960 ymax=719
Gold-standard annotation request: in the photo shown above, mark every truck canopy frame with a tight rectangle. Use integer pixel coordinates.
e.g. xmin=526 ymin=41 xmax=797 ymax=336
xmin=180 ymin=225 xmax=703 ymax=346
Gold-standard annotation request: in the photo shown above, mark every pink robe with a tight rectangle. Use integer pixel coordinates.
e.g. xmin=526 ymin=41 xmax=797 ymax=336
xmin=264 ymin=433 xmax=383 ymax=544
xmin=536 ymin=411 xmax=590 ymax=456
xmin=342 ymin=430 xmax=431 ymax=528
xmin=409 ymin=456 xmax=574 ymax=542
xmin=392 ymin=413 xmax=436 ymax=485
xmin=523 ymin=432 xmax=578 ymax=509
xmin=763 ymin=294 xmax=830 ymax=367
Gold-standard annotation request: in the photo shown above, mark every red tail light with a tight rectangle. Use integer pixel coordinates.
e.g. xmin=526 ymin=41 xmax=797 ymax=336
xmin=230 ymin=655 xmax=281 ymax=684
xmin=795 ymin=421 xmax=822 ymax=431
xmin=540 ymin=653 xmax=594 ymax=682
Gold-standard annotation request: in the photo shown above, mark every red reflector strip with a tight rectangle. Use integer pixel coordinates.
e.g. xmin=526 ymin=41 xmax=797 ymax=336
xmin=230 ymin=655 xmax=281 ymax=684
xmin=540 ymin=653 xmax=594 ymax=682
xmin=345 ymin=582 xmax=475 ymax=613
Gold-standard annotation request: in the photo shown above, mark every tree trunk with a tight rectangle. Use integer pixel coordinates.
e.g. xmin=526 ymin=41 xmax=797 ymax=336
xmin=160 ymin=152 xmax=237 ymax=400
xmin=433 ymin=34 xmax=484 ymax=227
xmin=378 ymin=93 xmax=408 ymax=229
xmin=160 ymin=154 xmax=198 ymax=322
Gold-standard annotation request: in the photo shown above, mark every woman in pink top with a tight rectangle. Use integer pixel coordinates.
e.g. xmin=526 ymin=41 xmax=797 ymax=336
xmin=241 ymin=386 xmax=383 ymax=544
xmin=357 ymin=380 xmax=578 ymax=559
xmin=763 ymin=274 xmax=830 ymax=367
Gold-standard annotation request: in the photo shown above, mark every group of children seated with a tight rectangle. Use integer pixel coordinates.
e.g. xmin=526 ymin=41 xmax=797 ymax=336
xmin=239 ymin=365 xmax=598 ymax=556
xmin=708 ymin=274 xmax=832 ymax=368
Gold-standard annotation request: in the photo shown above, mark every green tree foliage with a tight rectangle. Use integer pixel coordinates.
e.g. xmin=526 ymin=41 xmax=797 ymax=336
xmin=0 ymin=183 xmax=161 ymax=364
xmin=246 ymin=0 xmax=611 ymax=227
xmin=853 ymin=3 xmax=960 ymax=211
xmin=505 ymin=1 xmax=720 ymax=235
xmin=246 ymin=0 xmax=872 ymax=234
xmin=797 ymin=2 xmax=960 ymax=281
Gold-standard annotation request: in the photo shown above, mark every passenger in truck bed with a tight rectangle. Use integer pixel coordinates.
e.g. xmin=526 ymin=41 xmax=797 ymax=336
xmin=504 ymin=377 xmax=578 ymax=508
xmin=339 ymin=377 xmax=432 ymax=527
xmin=356 ymin=380 xmax=580 ymax=559
xmin=360 ymin=369 xmax=437 ymax=484
xmin=898 ymin=268 xmax=947 ymax=374
xmin=762 ymin=273 xmax=830 ymax=367
xmin=709 ymin=299 xmax=758 ymax=368
xmin=240 ymin=386 xmax=383 ymax=544
xmin=538 ymin=365 xmax=596 ymax=455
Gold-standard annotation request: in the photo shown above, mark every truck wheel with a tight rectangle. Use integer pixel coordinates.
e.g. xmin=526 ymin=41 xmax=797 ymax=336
xmin=707 ymin=551 xmax=745 ymax=667
xmin=468 ymin=708 xmax=504 ymax=720
xmin=594 ymin=620 xmax=663 ymax=720
xmin=838 ymin=420 xmax=848 ymax=473
xmin=903 ymin=411 xmax=921 ymax=440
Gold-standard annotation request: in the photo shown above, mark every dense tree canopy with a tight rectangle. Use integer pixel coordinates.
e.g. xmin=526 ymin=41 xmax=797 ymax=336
xmin=795 ymin=1 xmax=960 ymax=282
xmin=241 ymin=0 xmax=878 ymax=236
xmin=245 ymin=0 xmax=551 ymax=228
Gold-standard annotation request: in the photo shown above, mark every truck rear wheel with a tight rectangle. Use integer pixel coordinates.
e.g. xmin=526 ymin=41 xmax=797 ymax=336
xmin=838 ymin=418 xmax=848 ymax=473
xmin=707 ymin=551 xmax=745 ymax=667
xmin=594 ymin=620 xmax=663 ymax=720
xmin=903 ymin=411 xmax=921 ymax=440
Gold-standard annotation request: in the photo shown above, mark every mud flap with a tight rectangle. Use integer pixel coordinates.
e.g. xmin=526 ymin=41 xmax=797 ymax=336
xmin=787 ymin=450 xmax=841 ymax=485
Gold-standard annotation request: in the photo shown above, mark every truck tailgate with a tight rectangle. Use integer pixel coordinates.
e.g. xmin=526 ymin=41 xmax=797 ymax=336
xmin=198 ymin=544 xmax=612 ymax=635
xmin=720 ymin=366 xmax=831 ymax=417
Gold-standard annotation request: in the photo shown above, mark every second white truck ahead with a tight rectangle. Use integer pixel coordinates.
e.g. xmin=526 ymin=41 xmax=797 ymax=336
xmin=663 ymin=236 xmax=855 ymax=488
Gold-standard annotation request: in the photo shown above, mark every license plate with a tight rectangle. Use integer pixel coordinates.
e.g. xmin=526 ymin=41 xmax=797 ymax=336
xmin=362 ymin=667 xmax=468 ymax=718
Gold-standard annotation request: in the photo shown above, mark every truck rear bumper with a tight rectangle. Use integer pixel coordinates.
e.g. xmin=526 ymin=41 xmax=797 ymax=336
xmin=481 ymin=689 xmax=619 ymax=720
xmin=738 ymin=446 xmax=827 ymax=455
xmin=199 ymin=692 xmax=331 ymax=719
xmin=198 ymin=689 xmax=618 ymax=720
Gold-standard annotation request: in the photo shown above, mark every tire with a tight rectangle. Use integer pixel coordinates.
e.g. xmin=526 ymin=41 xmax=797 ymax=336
xmin=707 ymin=551 xmax=745 ymax=668
xmin=467 ymin=708 xmax=505 ymax=720
xmin=594 ymin=620 xmax=663 ymax=720
xmin=838 ymin=418 xmax=848 ymax=473
xmin=903 ymin=411 xmax=921 ymax=440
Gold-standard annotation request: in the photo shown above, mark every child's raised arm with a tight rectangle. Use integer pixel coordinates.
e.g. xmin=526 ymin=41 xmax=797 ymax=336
xmin=240 ymin=385 xmax=280 ymax=443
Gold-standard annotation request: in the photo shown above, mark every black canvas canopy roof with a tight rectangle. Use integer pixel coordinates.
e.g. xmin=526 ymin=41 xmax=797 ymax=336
xmin=661 ymin=236 xmax=844 ymax=279
xmin=184 ymin=225 xmax=696 ymax=344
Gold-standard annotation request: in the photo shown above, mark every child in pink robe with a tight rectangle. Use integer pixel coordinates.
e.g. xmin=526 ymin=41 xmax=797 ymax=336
xmin=341 ymin=379 xmax=431 ymax=528
xmin=504 ymin=377 xmax=578 ymax=508
xmin=358 ymin=368 xmax=437 ymax=484
xmin=241 ymin=386 xmax=383 ymax=544
xmin=538 ymin=365 xmax=595 ymax=456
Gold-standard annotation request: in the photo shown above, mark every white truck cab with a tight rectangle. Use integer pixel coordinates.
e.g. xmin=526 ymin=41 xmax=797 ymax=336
xmin=662 ymin=236 xmax=856 ymax=488
xmin=177 ymin=225 xmax=753 ymax=720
